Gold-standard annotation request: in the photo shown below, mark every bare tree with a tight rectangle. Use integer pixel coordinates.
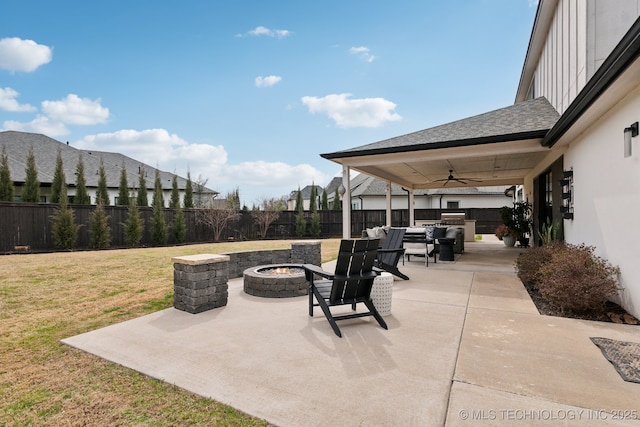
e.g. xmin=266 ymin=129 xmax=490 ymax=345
xmin=196 ymin=191 xmax=240 ymax=242
xmin=252 ymin=196 xmax=286 ymax=239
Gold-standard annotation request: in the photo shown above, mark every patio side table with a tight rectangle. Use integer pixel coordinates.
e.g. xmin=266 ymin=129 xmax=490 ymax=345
xmin=370 ymin=272 xmax=393 ymax=316
xmin=437 ymin=238 xmax=455 ymax=261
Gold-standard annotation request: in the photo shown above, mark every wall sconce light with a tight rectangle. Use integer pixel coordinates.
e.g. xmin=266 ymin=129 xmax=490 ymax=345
xmin=624 ymin=122 xmax=638 ymax=158
xmin=560 ymin=168 xmax=574 ymax=220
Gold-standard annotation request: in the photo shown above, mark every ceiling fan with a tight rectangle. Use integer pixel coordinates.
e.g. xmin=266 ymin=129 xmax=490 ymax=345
xmin=433 ymin=170 xmax=482 ymax=186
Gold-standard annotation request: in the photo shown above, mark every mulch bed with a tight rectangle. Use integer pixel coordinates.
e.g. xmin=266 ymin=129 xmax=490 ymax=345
xmin=523 ymin=283 xmax=640 ymax=325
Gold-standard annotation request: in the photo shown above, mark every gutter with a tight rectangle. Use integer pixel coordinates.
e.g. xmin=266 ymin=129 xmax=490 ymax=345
xmin=321 ymin=130 xmax=549 ymax=160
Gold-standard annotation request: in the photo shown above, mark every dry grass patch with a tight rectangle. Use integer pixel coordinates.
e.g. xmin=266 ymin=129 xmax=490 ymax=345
xmin=0 ymin=239 xmax=340 ymax=426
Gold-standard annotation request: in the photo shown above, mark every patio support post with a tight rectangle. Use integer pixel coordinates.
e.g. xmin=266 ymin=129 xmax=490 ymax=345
xmin=342 ymin=165 xmax=351 ymax=239
xmin=386 ymin=180 xmax=392 ymax=227
xmin=409 ymin=189 xmax=415 ymax=226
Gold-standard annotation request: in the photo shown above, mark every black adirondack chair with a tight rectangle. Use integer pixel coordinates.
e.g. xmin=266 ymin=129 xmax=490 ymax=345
xmin=303 ymin=239 xmax=388 ymax=338
xmin=374 ymin=228 xmax=408 ymax=280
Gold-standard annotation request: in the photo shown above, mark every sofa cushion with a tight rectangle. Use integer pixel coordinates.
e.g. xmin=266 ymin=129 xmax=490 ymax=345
xmin=425 ymin=226 xmax=435 ymax=241
xmin=365 ymin=226 xmax=388 ymax=242
xmin=433 ymin=226 xmax=448 ymax=239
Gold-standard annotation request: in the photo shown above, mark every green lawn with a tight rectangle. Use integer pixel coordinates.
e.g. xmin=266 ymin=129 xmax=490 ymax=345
xmin=0 ymin=239 xmax=340 ymax=426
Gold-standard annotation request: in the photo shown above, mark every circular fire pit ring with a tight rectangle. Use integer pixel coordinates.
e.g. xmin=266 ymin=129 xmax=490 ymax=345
xmin=243 ymin=264 xmax=307 ymax=298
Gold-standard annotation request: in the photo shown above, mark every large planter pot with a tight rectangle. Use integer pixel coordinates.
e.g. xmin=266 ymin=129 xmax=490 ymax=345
xmin=503 ymin=236 xmax=516 ymax=247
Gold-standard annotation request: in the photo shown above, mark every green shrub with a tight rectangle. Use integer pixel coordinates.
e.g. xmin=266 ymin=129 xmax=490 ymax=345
xmin=51 ymin=206 xmax=79 ymax=250
xmin=535 ymin=244 xmax=619 ymax=314
xmin=123 ymin=201 xmax=144 ymax=247
xmin=88 ymin=201 xmax=111 ymax=249
xmin=172 ymin=208 xmax=187 ymax=243
xmin=295 ymin=212 xmax=306 ymax=237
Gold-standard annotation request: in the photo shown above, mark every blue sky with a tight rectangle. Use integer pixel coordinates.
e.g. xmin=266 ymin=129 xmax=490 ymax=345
xmin=1 ymin=1 xmax=537 ymax=206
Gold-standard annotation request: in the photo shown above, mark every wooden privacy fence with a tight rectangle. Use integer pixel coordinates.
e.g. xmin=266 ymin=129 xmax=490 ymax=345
xmin=0 ymin=203 xmax=502 ymax=253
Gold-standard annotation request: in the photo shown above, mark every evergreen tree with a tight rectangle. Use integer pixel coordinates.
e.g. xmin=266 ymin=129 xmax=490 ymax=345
xmin=123 ymin=198 xmax=144 ymax=247
xmin=136 ymin=168 xmax=148 ymax=207
xmin=152 ymin=169 xmax=164 ymax=208
xmin=294 ymin=186 xmax=303 ymax=212
xmin=321 ymin=188 xmax=329 ymax=210
xmin=0 ymin=145 xmax=14 ymax=202
xmin=332 ymin=188 xmax=342 ymax=211
xmin=95 ymin=159 xmax=110 ymax=205
xmin=74 ymin=154 xmax=90 ymax=205
xmin=150 ymin=169 xmax=168 ymax=245
xmin=22 ymin=146 xmax=40 ymax=202
xmin=295 ymin=210 xmax=307 ymax=237
xmin=117 ymin=163 xmax=129 ymax=205
xmin=309 ymin=185 xmax=321 ymax=237
xmin=309 ymin=184 xmax=317 ymax=212
xmin=50 ymin=148 xmax=64 ymax=204
xmin=50 ymin=175 xmax=79 ymax=249
xmin=169 ymin=174 xmax=180 ymax=208
xmin=183 ymin=171 xmax=194 ymax=208
xmin=88 ymin=200 xmax=111 ymax=249
xmin=227 ymin=186 xmax=241 ymax=210
xmin=294 ymin=188 xmax=306 ymax=237
xmin=172 ymin=207 xmax=187 ymax=243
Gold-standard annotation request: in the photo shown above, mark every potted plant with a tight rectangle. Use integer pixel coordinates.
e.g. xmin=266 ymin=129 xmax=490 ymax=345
xmin=500 ymin=201 xmax=532 ymax=247
xmin=494 ymin=224 xmax=509 ymax=241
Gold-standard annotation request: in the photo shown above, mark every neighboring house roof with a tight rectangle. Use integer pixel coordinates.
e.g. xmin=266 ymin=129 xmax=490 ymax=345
xmin=324 ymin=177 xmax=342 ymax=196
xmin=288 ymin=184 xmax=324 ymax=201
xmin=0 ymin=131 xmax=217 ymax=194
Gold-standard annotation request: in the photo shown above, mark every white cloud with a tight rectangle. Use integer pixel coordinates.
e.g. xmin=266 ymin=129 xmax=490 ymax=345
xmin=255 ymin=75 xmax=282 ymax=88
xmin=0 ymin=87 xmax=36 ymax=112
xmin=3 ymin=115 xmax=69 ymax=136
xmin=0 ymin=37 xmax=52 ymax=72
xmin=301 ymin=93 xmax=401 ymax=128
xmin=349 ymin=46 xmax=375 ymax=62
xmin=241 ymin=26 xmax=292 ymax=38
xmin=41 ymin=94 xmax=109 ymax=125
xmin=74 ymin=128 xmax=226 ymax=170
xmin=73 ymin=128 xmax=326 ymax=206
xmin=224 ymin=161 xmax=328 ymax=204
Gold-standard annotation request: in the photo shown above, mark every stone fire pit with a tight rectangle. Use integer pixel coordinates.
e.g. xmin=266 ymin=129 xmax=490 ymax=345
xmin=243 ymin=264 xmax=307 ymax=298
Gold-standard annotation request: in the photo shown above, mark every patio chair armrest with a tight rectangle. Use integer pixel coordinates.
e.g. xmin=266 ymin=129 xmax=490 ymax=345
xmin=377 ymin=248 xmax=406 ymax=255
xmin=333 ymin=271 xmax=378 ymax=282
xmin=302 ymin=264 xmax=333 ymax=281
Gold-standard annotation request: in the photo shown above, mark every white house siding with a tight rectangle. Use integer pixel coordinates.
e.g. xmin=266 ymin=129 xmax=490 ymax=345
xmin=563 ymin=84 xmax=640 ymax=319
xmin=533 ymin=0 xmax=588 ymax=114
xmin=533 ymin=0 xmax=640 ymax=115
xmin=587 ymin=0 xmax=640 ymax=76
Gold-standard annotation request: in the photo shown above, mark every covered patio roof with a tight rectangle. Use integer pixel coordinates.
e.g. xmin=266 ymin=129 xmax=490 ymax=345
xmin=321 ymin=97 xmax=559 ymax=189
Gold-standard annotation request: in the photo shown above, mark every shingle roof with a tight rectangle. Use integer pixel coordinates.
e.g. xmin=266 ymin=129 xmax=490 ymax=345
xmin=0 ymin=131 xmax=216 ymax=193
xmin=322 ymin=97 xmax=559 ymax=159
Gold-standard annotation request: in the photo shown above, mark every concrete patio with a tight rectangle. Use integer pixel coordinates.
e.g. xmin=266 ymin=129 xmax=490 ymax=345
xmin=62 ymin=238 xmax=640 ymax=426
